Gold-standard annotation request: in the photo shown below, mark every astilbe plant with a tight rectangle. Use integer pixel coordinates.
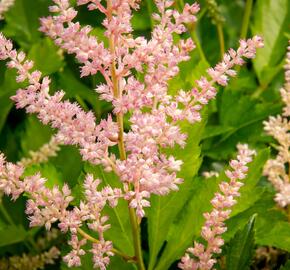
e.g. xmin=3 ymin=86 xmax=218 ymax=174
xmin=0 ymin=0 xmax=264 ymax=269
xmin=263 ymin=42 xmax=290 ymax=208
xmin=179 ymin=144 xmax=256 ymax=270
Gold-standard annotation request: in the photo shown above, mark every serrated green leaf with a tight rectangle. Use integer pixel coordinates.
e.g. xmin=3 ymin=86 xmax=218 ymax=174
xmin=147 ymin=118 xmax=206 ymax=270
xmin=256 ymin=220 xmax=290 ymax=252
xmin=154 ymin=174 xmax=221 ymax=270
xmin=226 ymin=215 xmax=256 ymax=270
xmin=252 ymin=0 xmax=290 ymax=83
xmin=204 ymin=89 xmax=281 ymax=160
xmin=224 ymin=191 xmax=290 ymax=252
xmin=28 ymin=37 xmax=64 ymax=75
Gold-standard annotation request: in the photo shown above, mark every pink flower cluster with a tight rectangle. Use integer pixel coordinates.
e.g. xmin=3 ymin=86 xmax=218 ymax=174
xmin=0 ymin=153 xmax=122 ymax=268
xmin=0 ymin=0 xmax=264 ymax=268
xmin=263 ymin=42 xmax=290 ymax=207
xmin=0 ymin=0 xmax=263 ymax=218
xmin=179 ymin=144 xmax=256 ymax=270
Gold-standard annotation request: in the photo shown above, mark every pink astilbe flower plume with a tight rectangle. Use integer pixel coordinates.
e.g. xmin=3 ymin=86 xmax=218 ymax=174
xmin=263 ymin=41 xmax=290 ymax=207
xmin=179 ymin=144 xmax=256 ymax=270
xmin=0 ymin=0 xmax=264 ymax=268
xmin=0 ymin=152 xmax=122 ymax=268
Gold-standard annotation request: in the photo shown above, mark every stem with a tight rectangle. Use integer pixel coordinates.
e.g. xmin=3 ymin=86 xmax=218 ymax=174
xmin=77 ymin=228 xmax=134 ymax=262
xmin=240 ymin=0 xmax=253 ymax=39
xmin=189 ymin=26 xmax=207 ymax=63
xmin=178 ymin=0 xmax=208 ymax=63
xmin=217 ymin=23 xmax=225 ymax=58
xmin=0 ymin=200 xmax=38 ymax=251
xmin=107 ymin=1 xmax=126 ymax=161
xmin=235 ymin=0 xmax=253 ymax=75
xmin=128 ymin=207 xmax=145 ymax=270
xmin=106 ymin=2 xmax=144 ymax=269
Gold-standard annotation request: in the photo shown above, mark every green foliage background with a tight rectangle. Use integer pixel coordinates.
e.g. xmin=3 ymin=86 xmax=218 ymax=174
xmin=0 ymin=0 xmax=289 ymax=269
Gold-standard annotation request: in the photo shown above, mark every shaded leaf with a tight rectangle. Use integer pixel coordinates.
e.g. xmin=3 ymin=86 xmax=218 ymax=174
xmin=0 ymin=91 xmax=13 ymax=133
xmin=226 ymin=215 xmax=256 ymax=270
xmin=280 ymin=260 xmax=290 ymax=270
xmin=0 ymin=225 xmax=27 ymax=247
xmin=20 ymin=115 xmax=53 ymax=158
xmin=252 ymin=0 xmax=290 ymax=83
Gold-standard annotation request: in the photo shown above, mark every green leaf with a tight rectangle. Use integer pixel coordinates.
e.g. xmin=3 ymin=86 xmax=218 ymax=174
xmin=226 ymin=215 xmax=256 ymax=270
xmin=202 ymin=125 xmax=234 ymax=139
xmin=168 ymin=59 xmax=210 ymax=96
xmin=219 ymin=91 xmax=281 ymax=128
xmin=252 ymin=0 xmax=290 ymax=83
xmin=131 ymin=0 xmax=152 ymax=30
xmin=50 ymin=145 xmax=83 ymax=188
xmin=280 ymin=260 xmax=290 ymax=270
xmin=147 ymin=118 xmax=206 ymax=270
xmin=28 ymin=37 xmax=64 ymax=75
xmin=204 ymin=89 xmax=281 ymax=160
xmin=3 ymin=0 xmax=50 ymax=49
xmin=256 ymin=220 xmax=290 ymax=252
xmin=23 ymin=163 xmax=64 ymax=188
xmin=84 ymin=164 xmax=134 ymax=256
xmin=0 ymin=91 xmax=13 ymax=134
xmin=0 ymin=225 xmax=27 ymax=247
xmin=108 ymin=256 xmax=136 ymax=270
xmin=224 ymin=191 xmax=290 ymax=252
xmin=20 ymin=115 xmax=53 ymax=158
xmin=56 ymin=67 xmax=107 ymax=118
xmin=0 ymin=67 xmax=27 ymax=134
xmin=154 ymin=174 xmax=221 ymax=270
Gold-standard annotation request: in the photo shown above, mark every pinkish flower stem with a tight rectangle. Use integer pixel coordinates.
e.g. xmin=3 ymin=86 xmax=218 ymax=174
xmin=77 ymin=228 xmax=135 ymax=262
xmin=107 ymin=0 xmax=126 ymax=161
xmin=178 ymin=0 xmax=207 ymax=63
xmin=106 ymin=1 xmax=144 ymax=268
